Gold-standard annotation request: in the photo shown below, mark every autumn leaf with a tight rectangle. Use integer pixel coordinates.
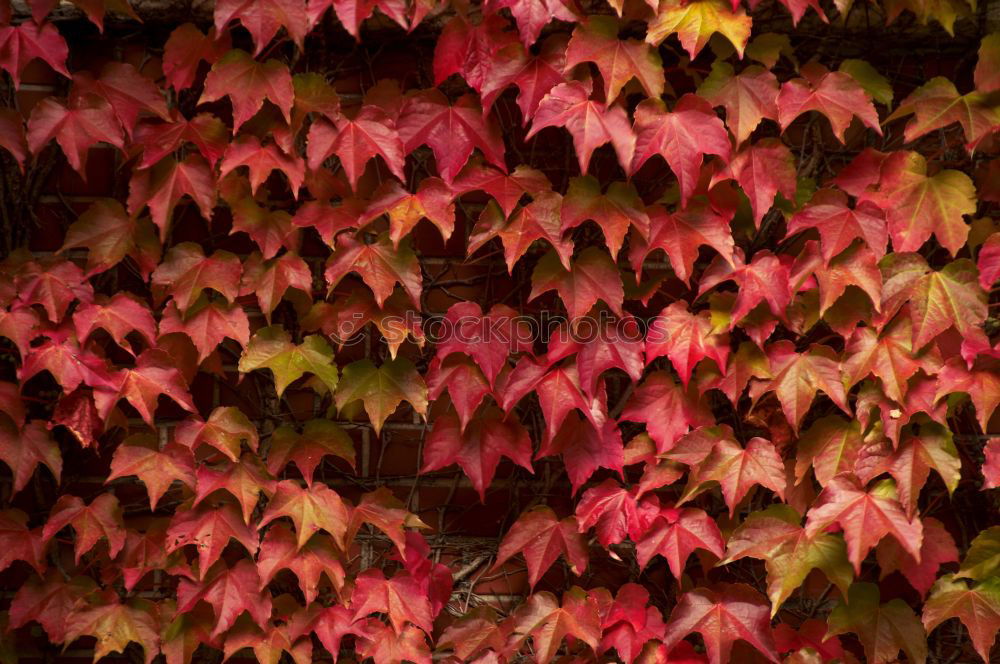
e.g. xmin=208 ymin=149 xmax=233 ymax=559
xmin=199 ymin=49 xmax=293 ymax=132
xmin=42 ymin=493 xmax=126 ymax=564
xmin=646 ymin=0 xmax=752 ymax=59
xmin=506 ymin=587 xmax=602 ymax=664
xmin=107 ymin=434 xmax=196 ymax=510
xmin=238 ymin=325 xmax=339 ymax=397
xmin=923 ymin=574 xmax=1000 ymax=662
xmin=324 ymin=232 xmax=422 ymax=308
xmin=698 ymin=61 xmax=780 ymax=145
xmin=259 ymin=479 xmax=351 ymax=549
xmin=529 ymin=247 xmax=624 ymax=321
xmin=64 ymin=595 xmax=161 ymax=664
xmin=490 ymin=506 xmax=589 ymax=588
xmin=777 ymin=62 xmax=882 ymax=141
xmin=827 ymin=582 xmax=928 ymax=664
xmin=334 ymin=357 xmax=427 ymax=435
xmin=660 ymin=583 xmax=779 ymax=664
xmin=564 ymin=16 xmax=664 ymax=101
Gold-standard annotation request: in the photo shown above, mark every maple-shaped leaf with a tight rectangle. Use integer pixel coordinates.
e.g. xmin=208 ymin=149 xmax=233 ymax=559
xmin=222 ymin=192 xmax=298 ymax=263
xmin=71 ymin=62 xmax=170 ymax=136
xmin=0 ymin=418 xmax=62 ymax=494
xmin=777 ymin=62 xmax=881 ymax=141
xmin=469 ymin=193 xmax=574 ymax=273
xmin=324 ymin=232 xmax=422 ymax=308
xmin=453 ymin=161 xmax=552 ymax=217
xmin=92 ymin=349 xmax=197 ymax=427
xmin=631 ymin=96 xmax=731 ymax=206
xmin=240 ymin=251 xmax=312 ymax=323
xmin=166 ymin=501 xmax=259 ymax=576
xmin=223 ymin=618 xmax=312 ymax=664
xmin=793 ymin=415 xmax=865 ymax=487
xmin=134 ymin=113 xmax=229 ymax=169
xmin=804 ymin=475 xmax=922 ymax=573
xmin=827 ymin=582 xmax=928 ymax=664
xmin=646 ymin=302 xmax=730 ymax=387
xmin=597 ymin=584 xmax=668 ymax=664
xmin=214 ymin=0 xmax=309 ymax=55
xmin=304 ymin=290 xmax=424 ymax=360
xmin=175 ymin=406 xmax=259 ymax=461
xmin=0 ymin=508 xmax=46 ymax=575
xmin=882 ymin=254 xmax=987 ymax=350
xmin=507 ymin=587 xmax=602 ymax=664
xmin=199 ymin=50 xmax=292 ymax=132
xmin=749 ymin=341 xmax=848 ymax=432
xmin=635 ymin=504 xmax=725 ymax=576
xmin=238 ymin=326 xmax=339 ymax=396
xmin=397 ymin=90 xmax=506 ymax=183
xmin=935 ymin=356 xmax=1000 ymax=431
xmin=886 ymin=77 xmax=1000 ymax=148
xmin=128 ymin=154 xmax=216 ymax=239
xmin=565 ymin=16 xmax=664 ymax=101
xmin=786 ymin=190 xmax=887 ymax=263
xmin=306 ymin=106 xmax=405 ymax=191
xmin=699 ymin=249 xmax=792 ymax=326
xmin=860 ymin=423 xmax=960 ymax=516
xmin=536 ymin=411 xmax=625 ymax=493
xmin=529 ymin=247 xmax=623 ymax=321
xmin=575 ymin=480 xmax=657 ymax=548
xmin=527 ymin=80 xmax=635 ymax=174
xmin=350 ymin=568 xmax=434 ymax=634
xmin=630 ymin=200 xmax=735 ymax=286
xmin=0 ymin=21 xmax=70 ymax=87
xmin=267 ymin=419 xmax=355 ymax=485
xmin=679 ymin=436 xmax=786 ymax=515
xmin=548 ymin=316 xmax=645 ymax=396
xmin=434 ymin=13 xmax=519 ymax=91
xmin=257 ymin=524 xmax=345 ymax=604
xmin=698 ymin=62 xmax=780 ymax=145
xmin=792 ymin=239 xmax=883 ymax=314
xmin=722 ymin=504 xmax=853 ymax=614
xmin=425 ymin=356 xmax=490 ymax=434
xmin=484 ymin=0 xmax=577 ymax=45
xmin=661 ymin=583 xmax=779 ymax=664
xmin=479 ymin=35 xmax=568 ymax=121
xmin=923 ymin=574 xmax=1000 ymax=662
xmin=355 ymin=621 xmax=432 ymax=664
xmin=13 ymin=255 xmax=92 ymax=323
xmin=497 ymin=361 xmax=608 ymax=443
xmin=219 ymin=135 xmax=305 ymax=198
xmin=422 ymin=407 xmax=533 ymax=501
xmin=860 ymin=150 xmax=976 ymax=256
xmin=107 ymin=435 xmax=195 ymax=510
xmin=259 ymin=479 xmax=351 ymax=549
xmin=193 ymin=454 xmax=277 ymax=524
xmin=561 ymin=176 xmax=649 ymax=259
xmin=434 ymin=301 xmax=533 ymax=386
xmin=621 ymin=372 xmax=714 ymax=453
xmin=646 ymin=0 xmax=752 ymax=59
xmin=64 ymin=595 xmax=161 ymax=664
xmin=713 ymin=140 xmax=796 ymax=228
xmin=177 ymin=559 xmax=272 ymax=638
xmin=27 ymin=96 xmax=124 ymax=176
xmin=74 ymin=293 xmax=156 ymax=355
xmin=362 ymin=177 xmax=455 ymax=248
xmin=119 ymin=525 xmax=194 ymax=593
xmin=877 ymin=516 xmax=958 ymax=597
xmin=9 ymin=574 xmax=98 ymax=644
xmin=437 ymin=606 xmax=506 ymax=661
xmin=491 ymin=506 xmax=588 ymax=587
xmin=42 ymin=493 xmax=125 ymax=563
xmin=162 ymin=23 xmax=231 ymax=91
xmin=347 ymin=487 xmax=427 ymax=555
xmin=159 ymin=297 xmax=250 ymax=363
xmin=334 ymin=357 xmax=427 ymax=435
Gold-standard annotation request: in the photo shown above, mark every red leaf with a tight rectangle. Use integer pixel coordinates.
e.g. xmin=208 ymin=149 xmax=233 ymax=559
xmin=214 ymin=0 xmax=309 ymax=55
xmin=0 ymin=21 xmax=70 ymax=87
xmin=621 ymin=371 xmax=714 ymax=453
xmin=193 ymin=454 xmax=276 ymax=524
xmin=42 ymin=493 xmax=125 ymax=563
xmin=631 ymin=95 xmax=731 ymax=207
xmin=804 ymin=474 xmax=923 ymax=574
xmin=27 ymin=96 xmax=124 ymax=176
xmin=397 ymin=90 xmax=506 ymax=183
xmin=162 ymin=23 xmax=231 ymax=91
xmin=528 ymin=80 xmax=635 ymax=174
xmin=128 ymin=154 xmax=217 ymax=238
xmin=166 ymin=502 xmax=259 ymax=576
xmin=220 ymin=135 xmax=305 ymax=198
xmin=306 ymin=106 xmax=405 ymax=191
xmin=661 ymin=583 xmax=779 ymax=664
xmin=176 ymin=559 xmax=272 ymax=637
xmin=492 ymin=506 xmax=588 ymax=587
xmin=351 ymin=568 xmax=434 ymax=634
xmin=259 ymin=479 xmax=351 ymax=549
xmin=561 ymin=176 xmax=650 ymax=260
xmin=710 ymin=138 xmax=796 ymax=227
xmin=635 ymin=504 xmax=725 ymax=576
xmin=199 ymin=50 xmax=293 ymax=132
xmin=0 ymin=418 xmax=61 ymax=494
xmin=777 ymin=63 xmax=882 ymax=141
xmin=422 ymin=407 xmax=533 ymax=501
xmin=107 ymin=435 xmax=196 ymax=511
xmin=530 ymin=247 xmax=623 ymax=321
xmin=565 ymin=16 xmax=664 ymax=102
